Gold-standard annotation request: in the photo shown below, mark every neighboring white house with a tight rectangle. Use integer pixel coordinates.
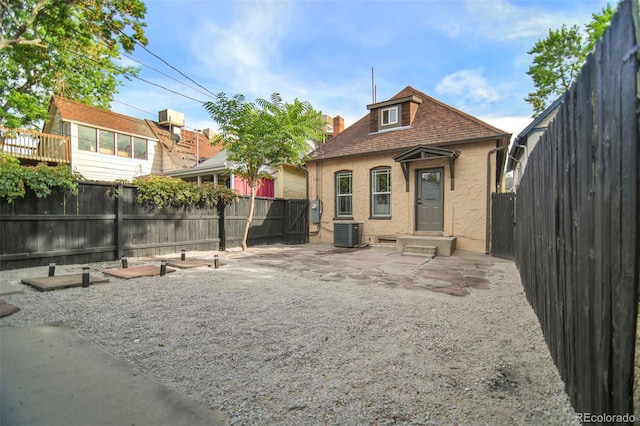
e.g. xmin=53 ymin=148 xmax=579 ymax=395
xmin=506 ymin=95 xmax=564 ymax=190
xmin=42 ymin=96 xmax=219 ymax=182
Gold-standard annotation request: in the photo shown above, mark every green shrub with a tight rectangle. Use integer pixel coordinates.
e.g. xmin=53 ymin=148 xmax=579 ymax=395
xmin=0 ymin=153 xmax=84 ymax=202
xmin=132 ymin=176 xmax=237 ymax=209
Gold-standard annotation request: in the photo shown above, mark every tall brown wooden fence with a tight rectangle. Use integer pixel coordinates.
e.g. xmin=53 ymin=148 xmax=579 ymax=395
xmin=514 ymin=0 xmax=639 ymax=419
xmin=490 ymin=192 xmax=515 ymax=260
xmin=0 ymin=182 xmax=309 ymax=270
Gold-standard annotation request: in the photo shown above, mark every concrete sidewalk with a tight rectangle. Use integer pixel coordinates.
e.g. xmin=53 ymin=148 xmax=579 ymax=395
xmin=0 ymin=324 xmax=229 ymax=426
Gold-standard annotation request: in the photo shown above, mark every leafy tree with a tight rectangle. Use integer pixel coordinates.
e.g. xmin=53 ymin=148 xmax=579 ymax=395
xmin=525 ymin=4 xmax=615 ymax=116
xmin=0 ymin=0 xmax=148 ymax=129
xmin=204 ymin=93 xmax=325 ymax=251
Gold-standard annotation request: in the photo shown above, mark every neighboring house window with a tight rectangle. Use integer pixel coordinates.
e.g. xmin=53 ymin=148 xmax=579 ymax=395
xmin=380 ymin=106 xmax=398 ymax=126
xmin=99 ymin=129 xmax=115 ymax=155
xmin=133 ymin=137 xmax=147 ymax=159
xmin=371 ymin=167 xmax=391 ymax=217
xmin=335 ymin=171 xmax=353 ymax=217
xmin=78 ymin=125 xmax=97 ymax=152
xmin=117 ymin=134 xmax=131 ymax=157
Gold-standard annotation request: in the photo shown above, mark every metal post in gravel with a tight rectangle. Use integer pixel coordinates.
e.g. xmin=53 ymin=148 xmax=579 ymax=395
xmin=181 ymin=250 xmax=186 ymax=261
xmin=81 ymin=267 xmax=90 ymax=288
xmin=214 ymin=255 xmax=219 ymax=269
xmin=48 ymin=262 xmax=55 ymax=277
xmin=160 ymin=260 xmax=167 ymax=276
xmin=121 ymin=256 xmax=128 ymax=269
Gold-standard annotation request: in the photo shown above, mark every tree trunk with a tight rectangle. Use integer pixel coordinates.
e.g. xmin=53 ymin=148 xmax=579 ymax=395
xmin=242 ymin=183 xmax=258 ymax=251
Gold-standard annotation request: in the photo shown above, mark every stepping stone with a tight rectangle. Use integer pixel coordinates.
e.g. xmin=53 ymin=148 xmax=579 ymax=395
xmin=102 ymin=264 xmax=176 ymax=279
xmin=0 ymin=302 xmax=20 ymax=317
xmin=166 ymin=259 xmax=217 ymax=269
xmin=21 ymin=274 xmax=109 ymax=292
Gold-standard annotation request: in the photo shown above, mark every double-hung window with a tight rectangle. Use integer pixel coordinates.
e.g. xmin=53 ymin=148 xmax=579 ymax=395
xmin=371 ymin=168 xmax=391 ymax=217
xmin=335 ymin=171 xmax=353 ymax=217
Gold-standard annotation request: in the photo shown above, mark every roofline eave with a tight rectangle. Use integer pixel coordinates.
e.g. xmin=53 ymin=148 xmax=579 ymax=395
xmin=306 ymin=134 xmax=510 ymax=163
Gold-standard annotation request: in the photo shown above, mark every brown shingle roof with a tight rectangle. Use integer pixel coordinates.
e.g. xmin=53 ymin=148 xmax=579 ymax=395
xmin=51 ymin=96 xmax=158 ymax=139
xmin=146 ymin=121 xmax=221 ymax=162
xmin=308 ymin=86 xmax=510 ymax=161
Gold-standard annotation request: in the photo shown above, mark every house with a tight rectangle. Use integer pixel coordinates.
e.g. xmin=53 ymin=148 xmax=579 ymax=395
xmin=305 ymin=86 xmax=511 ymax=255
xmin=164 ymin=149 xmax=308 ymax=199
xmin=506 ymin=95 xmax=564 ymax=191
xmin=41 ymin=96 xmax=219 ymax=182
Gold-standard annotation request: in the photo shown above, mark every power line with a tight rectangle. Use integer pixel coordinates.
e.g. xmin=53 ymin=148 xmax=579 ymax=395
xmin=120 ymin=53 xmax=215 ymax=100
xmin=72 ymin=50 xmax=207 ymax=104
xmin=73 ymin=3 xmax=218 ymax=102
xmin=111 ymin=100 xmax=155 ymax=117
xmin=124 ymin=33 xmax=220 ymax=99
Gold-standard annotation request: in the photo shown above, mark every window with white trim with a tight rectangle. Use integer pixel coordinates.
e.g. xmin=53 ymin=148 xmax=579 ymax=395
xmin=381 ymin=106 xmax=398 ymax=126
xmin=336 ymin=171 xmax=353 ymax=217
xmin=371 ymin=168 xmax=391 ymax=217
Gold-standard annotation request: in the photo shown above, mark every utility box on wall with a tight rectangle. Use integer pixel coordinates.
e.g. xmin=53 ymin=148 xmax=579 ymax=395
xmin=311 ymin=199 xmax=322 ymax=224
xmin=334 ymin=223 xmax=363 ymax=248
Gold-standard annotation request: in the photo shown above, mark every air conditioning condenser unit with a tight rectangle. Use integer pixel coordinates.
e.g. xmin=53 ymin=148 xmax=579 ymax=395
xmin=334 ymin=223 xmax=363 ymax=248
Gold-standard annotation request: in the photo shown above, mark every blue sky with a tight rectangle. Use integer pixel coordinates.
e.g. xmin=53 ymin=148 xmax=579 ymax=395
xmin=112 ymin=0 xmax=610 ymax=141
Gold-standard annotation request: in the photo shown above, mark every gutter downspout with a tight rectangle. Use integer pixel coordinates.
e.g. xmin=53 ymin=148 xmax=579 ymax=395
xmin=486 ymin=144 xmax=509 ymax=254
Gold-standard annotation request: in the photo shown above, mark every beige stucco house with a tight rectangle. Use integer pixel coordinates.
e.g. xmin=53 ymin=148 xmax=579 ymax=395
xmin=305 ymin=86 xmax=511 ymax=254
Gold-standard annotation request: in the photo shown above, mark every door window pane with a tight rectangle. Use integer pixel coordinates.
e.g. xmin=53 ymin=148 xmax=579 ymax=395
xmin=421 ymin=172 xmax=441 ymax=200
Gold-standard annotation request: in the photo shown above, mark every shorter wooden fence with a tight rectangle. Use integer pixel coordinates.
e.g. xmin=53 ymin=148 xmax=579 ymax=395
xmin=0 ymin=182 xmax=309 ymax=270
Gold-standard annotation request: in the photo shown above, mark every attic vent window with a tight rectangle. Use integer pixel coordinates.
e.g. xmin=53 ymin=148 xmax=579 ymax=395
xmin=381 ymin=106 xmax=398 ymax=126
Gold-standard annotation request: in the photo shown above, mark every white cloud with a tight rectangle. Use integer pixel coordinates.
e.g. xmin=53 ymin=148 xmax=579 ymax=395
xmin=480 ymin=116 xmax=534 ymax=142
xmin=190 ymin=1 xmax=292 ymax=95
xmin=435 ymin=70 xmax=500 ymax=103
xmin=426 ymin=0 xmax=597 ymax=42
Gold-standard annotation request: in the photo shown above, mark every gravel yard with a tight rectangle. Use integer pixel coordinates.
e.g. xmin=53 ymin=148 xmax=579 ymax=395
xmin=0 ymin=245 xmax=577 ymax=425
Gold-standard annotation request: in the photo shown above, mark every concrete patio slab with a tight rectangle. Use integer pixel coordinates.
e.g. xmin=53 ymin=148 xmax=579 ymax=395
xmin=0 ymin=324 xmax=229 ymax=426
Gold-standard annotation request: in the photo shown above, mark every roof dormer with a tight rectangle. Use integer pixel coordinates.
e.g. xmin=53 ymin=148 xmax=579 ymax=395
xmin=366 ymin=95 xmax=422 ymax=133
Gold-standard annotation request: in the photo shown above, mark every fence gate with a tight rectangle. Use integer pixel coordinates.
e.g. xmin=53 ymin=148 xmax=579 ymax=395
xmin=284 ymin=199 xmax=309 ymax=245
xmin=490 ymin=192 xmax=515 ymax=260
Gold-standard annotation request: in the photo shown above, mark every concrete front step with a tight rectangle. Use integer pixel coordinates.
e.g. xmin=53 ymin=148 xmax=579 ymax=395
xmin=403 ymin=244 xmax=437 ymax=258
xmin=396 ymin=235 xmax=456 ymax=257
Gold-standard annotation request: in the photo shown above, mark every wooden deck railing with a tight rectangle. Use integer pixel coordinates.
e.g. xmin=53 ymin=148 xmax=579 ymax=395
xmin=0 ymin=126 xmax=70 ymax=164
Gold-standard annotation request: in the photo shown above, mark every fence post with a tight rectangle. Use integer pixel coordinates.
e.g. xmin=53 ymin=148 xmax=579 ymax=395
xmin=284 ymin=200 xmax=290 ymax=244
xmin=115 ymin=184 xmax=124 ymax=260
xmin=218 ymin=203 xmax=226 ymax=251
